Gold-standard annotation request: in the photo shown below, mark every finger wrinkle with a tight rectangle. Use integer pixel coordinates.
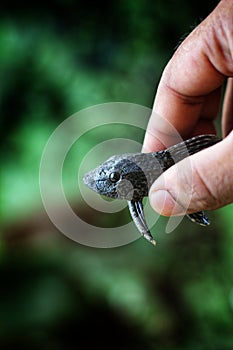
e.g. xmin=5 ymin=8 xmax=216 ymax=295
xmin=203 ymin=14 xmax=233 ymax=77
xmin=161 ymin=81 xmax=206 ymax=106
xmin=192 ymin=158 xmax=218 ymax=208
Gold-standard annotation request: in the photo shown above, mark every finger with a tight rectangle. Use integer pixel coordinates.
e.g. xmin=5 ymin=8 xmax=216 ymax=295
xmin=143 ymin=88 xmax=221 ymax=152
xmin=222 ymin=78 xmax=233 ymax=137
xmin=192 ymin=87 xmax=222 ymax=135
xmin=143 ymin=0 xmax=233 ymax=152
xmin=149 ymin=131 xmax=233 ymax=215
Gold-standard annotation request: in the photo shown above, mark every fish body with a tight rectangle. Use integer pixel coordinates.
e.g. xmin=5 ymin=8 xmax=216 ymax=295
xmin=83 ymin=134 xmax=221 ymax=245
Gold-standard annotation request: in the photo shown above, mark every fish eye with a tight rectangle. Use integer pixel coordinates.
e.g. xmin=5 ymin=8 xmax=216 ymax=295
xmin=109 ymin=171 xmax=120 ymax=183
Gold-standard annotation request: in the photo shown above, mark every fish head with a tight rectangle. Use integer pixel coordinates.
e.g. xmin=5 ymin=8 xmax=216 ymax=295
xmin=83 ymin=154 xmax=148 ymax=201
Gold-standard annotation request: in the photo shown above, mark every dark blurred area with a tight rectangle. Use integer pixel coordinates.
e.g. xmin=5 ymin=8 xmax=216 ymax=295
xmin=1 ymin=1 xmax=233 ymax=349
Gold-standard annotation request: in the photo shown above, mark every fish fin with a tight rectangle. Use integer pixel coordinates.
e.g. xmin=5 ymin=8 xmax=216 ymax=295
xmin=167 ymin=134 xmax=221 ymax=161
xmin=187 ymin=211 xmax=210 ymax=226
xmin=128 ymin=200 xmax=156 ymax=246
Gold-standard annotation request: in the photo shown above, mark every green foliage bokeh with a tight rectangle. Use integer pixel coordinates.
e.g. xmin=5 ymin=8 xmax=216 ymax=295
xmin=1 ymin=1 xmax=233 ymax=350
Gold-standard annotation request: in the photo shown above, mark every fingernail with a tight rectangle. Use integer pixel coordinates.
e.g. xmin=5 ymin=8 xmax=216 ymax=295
xmin=150 ymin=189 xmax=185 ymax=216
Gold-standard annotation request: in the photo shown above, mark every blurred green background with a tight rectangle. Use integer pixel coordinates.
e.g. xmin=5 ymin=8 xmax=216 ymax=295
xmin=1 ymin=1 xmax=233 ymax=349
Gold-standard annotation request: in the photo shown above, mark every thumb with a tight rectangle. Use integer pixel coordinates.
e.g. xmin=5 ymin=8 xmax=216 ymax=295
xmin=149 ymin=132 xmax=233 ymax=216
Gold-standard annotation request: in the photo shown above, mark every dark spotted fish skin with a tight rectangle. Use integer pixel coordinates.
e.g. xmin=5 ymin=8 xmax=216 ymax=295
xmin=83 ymin=134 xmax=221 ymax=245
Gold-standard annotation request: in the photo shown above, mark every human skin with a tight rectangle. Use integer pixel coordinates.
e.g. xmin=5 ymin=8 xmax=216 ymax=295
xmin=142 ymin=0 xmax=233 ymax=216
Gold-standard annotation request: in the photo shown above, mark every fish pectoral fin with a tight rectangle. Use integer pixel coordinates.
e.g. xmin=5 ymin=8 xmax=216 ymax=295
xmin=128 ymin=200 xmax=156 ymax=246
xmin=187 ymin=211 xmax=210 ymax=226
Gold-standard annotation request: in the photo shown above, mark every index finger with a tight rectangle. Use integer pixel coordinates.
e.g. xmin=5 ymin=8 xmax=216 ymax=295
xmin=143 ymin=0 xmax=233 ymax=152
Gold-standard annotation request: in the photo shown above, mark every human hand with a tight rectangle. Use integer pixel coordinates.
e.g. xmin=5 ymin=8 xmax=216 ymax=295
xmin=142 ymin=0 xmax=233 ymax=217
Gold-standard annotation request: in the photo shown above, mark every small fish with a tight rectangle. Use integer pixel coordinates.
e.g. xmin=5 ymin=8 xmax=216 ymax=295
xmin=83 ymin=134 xmax=221 ymax=245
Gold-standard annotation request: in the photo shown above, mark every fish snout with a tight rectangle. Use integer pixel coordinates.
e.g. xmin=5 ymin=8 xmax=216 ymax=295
xmin=83 ymin=170 xmax=99 ymax=192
